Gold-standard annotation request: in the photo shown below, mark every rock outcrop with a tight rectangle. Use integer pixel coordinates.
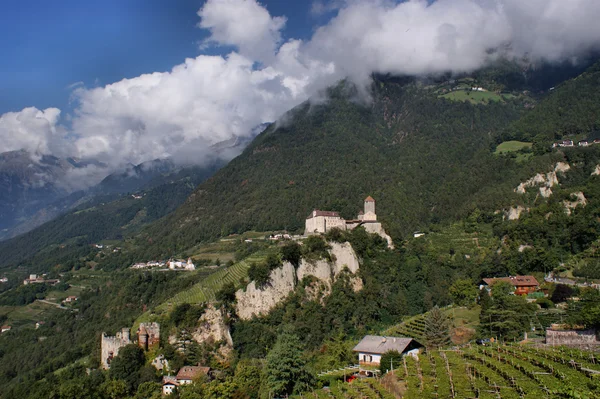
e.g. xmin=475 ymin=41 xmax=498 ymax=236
xmin=515 ymin=162 xmax=570 ymax=198
xmin=235 ymin=262 xmax=296 ymax=320
xmin=504 ymin=206 xmax=527 ymax=220
xmin=235 ymin=242 xmax=362 ymax=320
xmin=193 ymin=304 xmax=233 ymax=347
xmin=563 ymin=192 xmax=587 ymax=215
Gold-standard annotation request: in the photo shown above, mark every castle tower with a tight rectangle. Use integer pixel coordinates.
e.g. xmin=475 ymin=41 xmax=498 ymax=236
xmin=138 ymin=324 xmax=149 ymax=351
xmin=363 ymin=196 xmax=377 ymax=221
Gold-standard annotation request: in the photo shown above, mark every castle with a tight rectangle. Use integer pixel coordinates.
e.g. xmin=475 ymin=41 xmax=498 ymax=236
xmin=100 ymin=322 xmax=160 ymax=369
xmin=305 ymin=196 xmax=394 ymax=248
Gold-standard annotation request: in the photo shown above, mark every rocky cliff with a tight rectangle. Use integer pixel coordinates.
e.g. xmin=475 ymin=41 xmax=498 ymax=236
xmin=235 ymin=242 xmax=362 ymax=320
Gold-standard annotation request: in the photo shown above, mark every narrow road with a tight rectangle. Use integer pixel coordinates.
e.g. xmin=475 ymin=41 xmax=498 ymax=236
xmin=36 ymin=299 xmax=70 ymax=310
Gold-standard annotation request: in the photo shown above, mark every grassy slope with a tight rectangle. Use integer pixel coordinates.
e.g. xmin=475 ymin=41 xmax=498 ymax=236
xmin=494 ymin=141 xmax=533 ymax=154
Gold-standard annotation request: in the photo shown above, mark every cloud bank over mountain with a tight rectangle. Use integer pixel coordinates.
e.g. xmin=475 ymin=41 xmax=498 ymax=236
xmin=2 ymin=0 xmax=600 ymax=189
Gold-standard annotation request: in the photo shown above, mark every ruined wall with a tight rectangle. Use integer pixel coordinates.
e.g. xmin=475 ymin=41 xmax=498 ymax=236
xmin=101 ymin=328 xmax=131 ymax=369
xmin=138 ymin=322 xmax=160 ymax=349
xmin=545 ymin=329 xmax=598 ymax=345
xmin=235 ymin=242 xmax=362 ymax=320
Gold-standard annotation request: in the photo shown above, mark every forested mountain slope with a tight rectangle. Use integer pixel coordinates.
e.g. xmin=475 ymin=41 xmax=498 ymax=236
xmin=134 ymin=76 xmax=528 ymax=258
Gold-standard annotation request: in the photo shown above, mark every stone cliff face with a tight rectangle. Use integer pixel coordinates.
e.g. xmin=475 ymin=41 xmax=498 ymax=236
xmin=235 ymin=262 xmax=296 ymax=320
xmin=193 ymin=304 xmax=233 ymax=347
xmin=235 ymin=242 xmax=362 ymax=320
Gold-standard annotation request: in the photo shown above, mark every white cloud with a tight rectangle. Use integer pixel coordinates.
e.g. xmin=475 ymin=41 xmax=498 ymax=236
xmin=198 ymin=0 xmax=287 ymax=63
xmin=0 ymin=107 xmax=68 ymax=155
xmin=2 ymin=0 xmax=600 ymax=192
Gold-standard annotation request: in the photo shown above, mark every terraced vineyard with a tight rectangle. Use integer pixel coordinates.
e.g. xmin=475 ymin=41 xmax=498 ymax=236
xmin=308 ymin=378 xmax=395 ymax=399
xmin=399 ymin=344 xmax=600 ymax=399
xmin=308 ymin=344 xmax=600 ymax=399
xmin=155 ymin=251 xmax=269 ymax=312
xmin=384 ymin=313 xmax=427 ymax=340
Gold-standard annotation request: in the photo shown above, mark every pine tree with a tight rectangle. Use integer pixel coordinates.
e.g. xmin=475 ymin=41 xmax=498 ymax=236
xmin=423 ymin=306 xmax=452 ymax=348
xmin=261 ymin=328 xmax=313 ymax=398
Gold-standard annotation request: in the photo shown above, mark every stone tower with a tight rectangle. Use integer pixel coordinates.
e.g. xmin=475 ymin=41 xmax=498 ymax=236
xmin=137 ymin=322 xmax=160 ymax=350
xmin=363 ymin=196 xmax=377 ymax=221
xmin=138 ymin=324 xmax=149 ymax=351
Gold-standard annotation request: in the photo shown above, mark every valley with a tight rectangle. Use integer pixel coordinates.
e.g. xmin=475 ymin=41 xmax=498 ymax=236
xmin=1 ymin=59 xmax=600 ymax=399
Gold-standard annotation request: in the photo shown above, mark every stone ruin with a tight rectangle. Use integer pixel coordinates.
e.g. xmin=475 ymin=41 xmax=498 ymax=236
xmin=137 ymin=322 xmax=160 ymax=351
xmin=101 ymin=327 xmax=131 ymax=369
xmin=101 ymin=322 xmax=160 ymax=369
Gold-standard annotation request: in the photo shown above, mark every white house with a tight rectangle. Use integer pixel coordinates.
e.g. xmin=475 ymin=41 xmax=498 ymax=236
xmin=168 ymin=258 xmax=195 ymax=271
xmin=353 ymin=335 xmax=423 ymax=367
xmin=162 ymin=376 xmax=178 ymax=395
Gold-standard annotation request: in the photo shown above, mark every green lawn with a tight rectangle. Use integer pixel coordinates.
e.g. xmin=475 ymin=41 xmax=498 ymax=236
xmin=440 ymin=90 xmax=504 ymax=104
xmin=494 ymin=140 xmax=533 ymax=154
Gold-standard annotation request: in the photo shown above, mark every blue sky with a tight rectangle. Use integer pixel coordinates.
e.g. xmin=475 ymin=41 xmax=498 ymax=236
xmin=0 ymin=0 xmax=325 ymax=114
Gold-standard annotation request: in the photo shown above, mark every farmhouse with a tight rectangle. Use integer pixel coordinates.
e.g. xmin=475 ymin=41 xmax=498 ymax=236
xmin=168 ymin=258 xmax=195 ymax=271
xmin=480 ymin=275 xmax=539 ymax=296
xmin=162 ymin=376 xmax=178 ymax=395
xmin=23 ymin=274 xmax=60 ymax=286
xmin=176 ymin=365 xmax=211 ymax=385
xmin=353 ymin=335 xmax=423 ymax=367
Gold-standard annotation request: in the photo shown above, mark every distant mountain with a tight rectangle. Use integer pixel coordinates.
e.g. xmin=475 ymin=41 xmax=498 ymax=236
xmin=0 ymin=122 xmax=268 ymax=242
xmin=0 ymin=150 xmax=93 ymax=233
xmin=97 ymin=158 xmax=180 ymax=194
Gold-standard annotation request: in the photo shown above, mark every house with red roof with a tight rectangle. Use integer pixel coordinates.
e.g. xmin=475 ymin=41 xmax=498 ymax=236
xmin=480 ymin=275 xmax=540 ymax=296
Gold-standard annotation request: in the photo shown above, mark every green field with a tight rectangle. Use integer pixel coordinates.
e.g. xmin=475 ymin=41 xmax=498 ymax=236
xmin=495 ymin=141 xmax=533 ymax=154
xmin=440 ymin=90 xmax=505 ymax=104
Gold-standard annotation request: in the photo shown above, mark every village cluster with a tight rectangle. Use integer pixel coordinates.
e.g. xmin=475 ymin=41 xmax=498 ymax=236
xmin=131 ymin=258 xmax=196 ymax=271
xmin=553 ymin=138 xmax=600 ymax=148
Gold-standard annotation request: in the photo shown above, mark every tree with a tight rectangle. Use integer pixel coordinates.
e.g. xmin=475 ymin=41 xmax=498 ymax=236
xmin=423 ymin=306 xmax=452 ymax=348
xmin=478 ymin=282 xmax=536 ymax=340
xmin=551 ymin=284 xmax=575 ymax=303
xmin=261 ymin=329 xmax=313 ymax=398
xmin=449 ymin=279 xmax=477 ymax=307
xmin=233 ymin=359 xmax=262 ymax=399
xmin=100 ymin=379 xmax=128 ymax=399
xmin=568 ymin=288 xmax=600 ymax=329
xmin=216 ymin=282 xmax=237 ymax=306
xmin=109 ymin=344 xmax=145 ymax=392
xmin=380 ymin=350 xmax=404 ymax=375
xmin=280 ymin=241 xmax=302 ymax=268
